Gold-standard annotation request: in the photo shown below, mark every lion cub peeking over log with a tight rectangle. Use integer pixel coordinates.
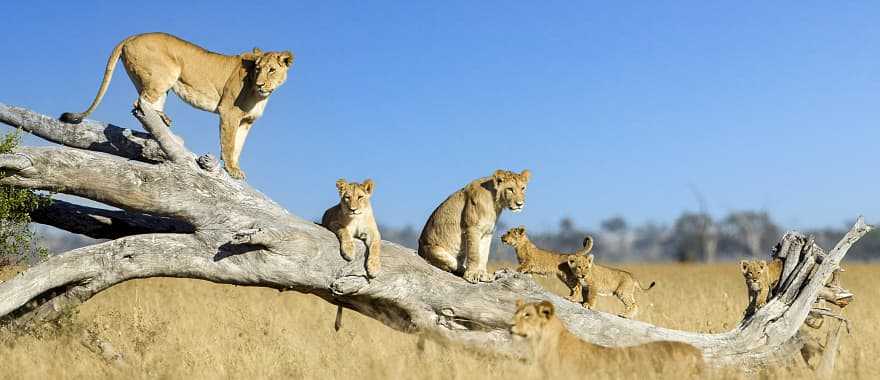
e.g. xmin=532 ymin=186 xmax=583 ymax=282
xmin=419 ymin=169 xmax=531 ymax=283
xmin=565 ymin=254 xmax=655 ymax=318
xmin=510 ymin=300 xmax=703 ymax=374
xmin=501 ymin=226 xmax=593 ymax=303
xmin=60 ymin=32 xmax=294 ymax=179
xmin=740 ymin=258 xmax=783 ymax=316
xmin=322 ymin=179 xmax=381 ymax=278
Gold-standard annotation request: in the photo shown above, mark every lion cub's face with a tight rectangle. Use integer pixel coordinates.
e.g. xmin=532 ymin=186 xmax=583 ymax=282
xmin=510 ymin=300 xmax=555 ymax=339
xmin=566 ymin=254 xmax=595 ymax=280
xmin=501 ymin=226 xmax=528 ymax=246
xmin=336 ymin=179 xmax=374 ymax=216
xmin=493 ymin=169 xmax=531 ymax=213
xmin=740 ymin=260 xmax=768 ymax=291
xmin=245 ymin=48 xmax=294 ymax=97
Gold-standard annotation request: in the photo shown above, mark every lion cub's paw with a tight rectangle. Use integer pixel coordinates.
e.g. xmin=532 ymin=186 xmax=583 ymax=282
xmin=463 ymin=269 xmax=494 ymax=283
xmin=365 ymin=257 xmax=381 ymax=279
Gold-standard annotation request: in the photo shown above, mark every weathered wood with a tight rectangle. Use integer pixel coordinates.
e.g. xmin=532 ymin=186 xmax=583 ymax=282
xmin=31 ymin=199 xmax=194 ymax=239
xmin=0 ymin=103 xmax=873 ymax=370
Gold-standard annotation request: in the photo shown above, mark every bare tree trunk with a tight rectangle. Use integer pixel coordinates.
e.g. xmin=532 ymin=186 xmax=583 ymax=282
xmin=0 ymin=102 xmax=873 ymax=370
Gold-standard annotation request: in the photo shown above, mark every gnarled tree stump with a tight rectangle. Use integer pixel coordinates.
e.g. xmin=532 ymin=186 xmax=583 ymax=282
xmin=0 ymin=102 xmax=872 ymax=369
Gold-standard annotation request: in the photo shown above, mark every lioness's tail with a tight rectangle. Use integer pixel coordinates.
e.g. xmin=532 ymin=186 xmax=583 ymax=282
xmin=60 ymin=36 xmax=133 ymax=124
xmin=580 ymin=235 xmax=594 ymax=254
xmin=638 ymin=280 xmax=656 ymax=292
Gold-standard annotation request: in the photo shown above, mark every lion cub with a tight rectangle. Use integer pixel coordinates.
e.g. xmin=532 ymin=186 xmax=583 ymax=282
xmin=740 ymin=258 xmax=783 ymax=316
xmin=565 ymin=254 xmax=655 ymax=318
xmin=500 ymin=226 xmax=593 ymax=303
xmin=510 ymin=300 xmax=703 ymax=374
xmin=322 ymin=179 xmax=381 ymax=278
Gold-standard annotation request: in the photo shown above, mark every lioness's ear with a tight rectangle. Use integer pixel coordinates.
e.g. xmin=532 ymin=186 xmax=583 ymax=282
xmin=537 ymin=301 xmax=555 ymax=319
xmin=253 ymin=47 xmax=263 ymax=56
xmin=515 ymin=299 xmax=525 ymax=309
xmin=363 ymin=179 xmax=374 ymax=194
xmin=493 ymin=169 xmax=506 ymax=186
xmin=281 ymin=51 xmax=294 ymax=67
xmin=336 ymin=179 xmax=347 ymax=194
xmin=586 ymin=254 xmax=594 ymax=266
xmin=520 ymin=169 xmax=532 ymax=182
xmin=740 ymin=260 xmax=749 ymax=273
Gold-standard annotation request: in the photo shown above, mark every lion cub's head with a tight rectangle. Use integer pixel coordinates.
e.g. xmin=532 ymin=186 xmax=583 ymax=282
xmin=242 ymin=48 xmax=294 ymax=97
xmin=501 ymin=226 xmax=529 ymax=247
xmin=566 ymin=253 xmax=595 ymax=280
xmin=492 ymin=169 xmax=531 ymax=213
xmin=740 ymin=260 xmax=768 ymax=291
xmin=510 ymin=299 xmax=556 ymax=340
xmin=335 ymin=178 xmax=375 ymax=216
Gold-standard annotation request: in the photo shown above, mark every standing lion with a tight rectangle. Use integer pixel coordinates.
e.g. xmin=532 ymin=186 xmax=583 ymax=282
xmin=418 ymin=169 xmax=531 ymax=283
xmin=59 ymin=32 xmax=294 ymax=179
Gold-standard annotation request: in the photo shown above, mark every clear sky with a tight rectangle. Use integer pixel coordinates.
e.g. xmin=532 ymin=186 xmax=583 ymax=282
xmin=1 ymin=1 xmax=877 ymax=231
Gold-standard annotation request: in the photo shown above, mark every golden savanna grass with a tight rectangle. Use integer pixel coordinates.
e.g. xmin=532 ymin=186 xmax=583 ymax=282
xmin=1 ymin=263 xmax=878 ymax=379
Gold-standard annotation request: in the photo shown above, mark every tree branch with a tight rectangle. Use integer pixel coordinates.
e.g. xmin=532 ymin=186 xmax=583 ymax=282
xmin=30 ymin=199 xmax=194 ymax=239
xmin=131 ymin=100 xmax=195 ymax=164
xmin=0 ymin=102 xmax=167 ymax=162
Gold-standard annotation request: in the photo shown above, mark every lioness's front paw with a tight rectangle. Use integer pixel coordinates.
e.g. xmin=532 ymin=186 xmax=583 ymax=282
xmin=340 ymin=242 xmax=355 ymax=261
xmin=365 ymin=257 xmax=381 ymax=279
xmin=478 ymin=271 xmax=494 ymax=283
xmin=462 ymin=270 xmax=481 ymax=284
xmin=226 ymin=165 xmax=246 ymax=180
xmin=564 ymin=295 xmax=579 ymax=303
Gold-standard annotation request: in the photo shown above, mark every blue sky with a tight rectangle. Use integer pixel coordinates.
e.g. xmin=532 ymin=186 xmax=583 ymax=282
xmin=1 ymin=1 xmax=877 ymax=231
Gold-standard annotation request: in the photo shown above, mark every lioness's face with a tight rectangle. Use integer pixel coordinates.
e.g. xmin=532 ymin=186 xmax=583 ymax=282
xmin=510 ymin=300 xmax=555 ymax=340
xmin=249 ymin=48 xmax=294 ymax=97
xmin=336 ymin=179 xmax=374 ymax=216
xmin=566 ymin=254 xmax=594 ymax=280
xmin=500 ymin=226 xmax=527 ymax=246
xmin=493 ymin=169 xmax=531 ymax=213
xmin=741 ymin=260 xmax=767 ymax=291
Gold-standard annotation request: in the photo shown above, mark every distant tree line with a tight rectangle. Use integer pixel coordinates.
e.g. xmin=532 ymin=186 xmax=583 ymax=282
xmin=380 ymin=210 xmax=879 ymax=262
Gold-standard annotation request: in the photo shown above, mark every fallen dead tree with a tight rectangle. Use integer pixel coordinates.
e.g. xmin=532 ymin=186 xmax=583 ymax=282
xmin=0 ymin=102 xmax=872 ymax=369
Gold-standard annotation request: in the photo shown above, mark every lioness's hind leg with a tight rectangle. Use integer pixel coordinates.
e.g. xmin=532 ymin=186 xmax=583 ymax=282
xmin=421 ymin=246 xmax=461 ymax=274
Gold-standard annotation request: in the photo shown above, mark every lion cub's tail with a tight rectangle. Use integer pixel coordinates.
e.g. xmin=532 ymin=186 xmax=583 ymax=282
xmin=60 ymin=36 xmax=134 ymax=124
xmin=580 ymin=235 xmax=594 ymax=254
xmin=637 ymin=280 xmax=656 ymax=292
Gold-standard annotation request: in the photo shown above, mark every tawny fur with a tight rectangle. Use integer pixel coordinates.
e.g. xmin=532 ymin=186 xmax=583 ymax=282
xmin=60 ymin=32 xmax=294 ymax=179
xmin=501 ymin=226 xmax=593 ymax=303
xmin=510 ymin=300 xmax=703 ymax=375
xmin=566 ymin=254 xmax=655 ymax=318
xmin=418 ymin=169 xmax=531 ymax=283
xmin=322 ymin=179 xmax=381 ymax=278
xmin=740 ymin=258 xmax=783 ymax=316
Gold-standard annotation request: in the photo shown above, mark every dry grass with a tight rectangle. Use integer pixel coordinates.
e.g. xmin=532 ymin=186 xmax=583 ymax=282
xmin=0 ymin=263 xmax=877 ymax=379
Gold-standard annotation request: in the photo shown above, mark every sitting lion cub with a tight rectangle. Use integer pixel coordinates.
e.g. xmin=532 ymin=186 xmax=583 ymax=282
xmin=565 ymin=254 xmax=655 ymax=318
xmin=510 ymin=300 xmax=703 ymax=374
xmin=500 ymin=226 xmax=593 ymax=303
xmin=322 ymin=179 xmax=381 ymax=278
xmin=740 ymin=258 xmax=783 ymax=316
xmin=60 ymin=32 xmax=294 ymax=179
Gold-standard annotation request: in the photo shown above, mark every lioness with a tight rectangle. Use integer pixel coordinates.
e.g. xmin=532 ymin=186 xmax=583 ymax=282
xmin=510 ymin=300 xmax=704 ymax=374
xmin=60 ymin=32 xmax=294 ymax=179
xmin=322 ymin=179 xmax=381 ymax=278
xmin=566 ymin=254 xmax=655 ymax=318
xmin=740 ymin=258 xmax=783 ymax=316
xmin=418 ymin=169 xmax=531 ymax=283
xmin=500 ymin=226 xmax=593 ymax=303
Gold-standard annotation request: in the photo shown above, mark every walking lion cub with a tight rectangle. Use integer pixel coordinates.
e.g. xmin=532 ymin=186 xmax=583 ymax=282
xmin=322 ymin=179 xmax=381 ymax=278
xmin=565 ymin=254 xmax=655 ymax=318
xmin=740 ymin=258 xmax=783 ymax=316
xmin=500 ymin=226 xmax=593 ymax=303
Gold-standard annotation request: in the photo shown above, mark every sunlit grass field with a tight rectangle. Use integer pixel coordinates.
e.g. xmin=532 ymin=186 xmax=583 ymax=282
xmin=1 ymin=263 xmax=877 ymax=379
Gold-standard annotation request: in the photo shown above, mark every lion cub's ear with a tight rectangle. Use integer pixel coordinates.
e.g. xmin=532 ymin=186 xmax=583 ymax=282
xmin=537 ymin=301 xmax=555 ymax=319
xmin=492 ymin=169 xmax=507 ymax=187
xmin=362 ymin=179 xmax=375 ymax=195
xmin=281 ymin=51 xmax=294 ymax=67
xmin=520 ymin=169 xmax=532 ymax=182
xmin=336 ymin=179 xmax=348 ymax=194
xmin=253 ymin=47 xmax=263 ymax=56
xmin=740 ymin=260 xmax=749 ymax=274
xmin=516 ymin=225 xmax=526 ymax=234
xmin=515 ymin=299 xmax=525 ymax=309
xmin=585 ymin=254 xmax=594 ymax=267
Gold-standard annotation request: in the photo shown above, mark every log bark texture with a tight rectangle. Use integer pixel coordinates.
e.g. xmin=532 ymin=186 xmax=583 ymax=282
xmin=0 ymin=102 xmax=872 ymax=369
